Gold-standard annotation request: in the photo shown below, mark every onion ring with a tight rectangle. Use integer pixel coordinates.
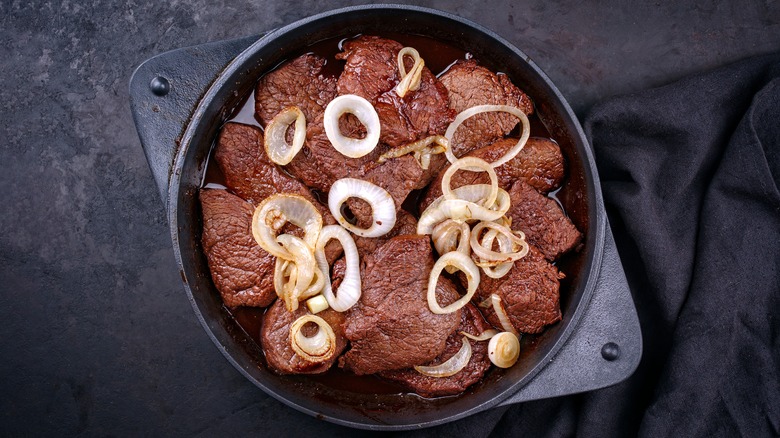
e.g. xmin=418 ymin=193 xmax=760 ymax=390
xmin=252 ymin=194 xmax=322 ymax=259
xmin=264 ymin=106 xmax=306 ymax=165
xmin=323 ymin=94 xmax=380 ymax=158
xmin=441 ymin=157 xmax=499 ymax=208
xmin=444 ymin=104 xmax=530 ymax=167
xmin=328 ymin=178 xmax=396 ymax=238
xmin=427 ymin=251 xmax=480 ymax=315
xmin=314 ymin=225 xmax=361 ymax=312
xmin=470 ymin=221 xmax=529 ymax=263
xmin=289 ymin=315 xmax=337 ymax=363
xmin=414 ymin=337 xmax=472 ymax=377
xmin=417 ymin=185 xmax=510 ymax=235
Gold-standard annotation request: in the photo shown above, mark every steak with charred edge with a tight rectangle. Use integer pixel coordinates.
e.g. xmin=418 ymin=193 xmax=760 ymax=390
xmin=336 ymin=35 xmax=454 ymax=150
xmin=439 ymin=59 xmax=534 ymax=158
xmin=254 ymin=54 xmax=337 ymax=126
xmin=505 ymin=180 xmax=582 ymax=261
xmin=379 ymin=303 xmax=492 ymax=397
xmin=472 ymin=246 xmax=562 ymax=334
xmin=340 ymin=235 xmax=461 ymax=375
xmin=260 ymin=299 xmax=348 ymax=375
xmin=200 ymin=189 xmax=276 ymax=308
xmin=420 ymin=137 xmax=566 ymax=212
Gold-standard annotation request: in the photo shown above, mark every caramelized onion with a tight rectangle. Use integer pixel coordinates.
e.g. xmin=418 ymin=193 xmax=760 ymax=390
xmin=444 ymin=104 xmax=530 ymax=166
xmin=414 ymin=337 xmax=472 ymax=377
xmin=289 ymin=314 xmax=337 ymax=363
xmin=378 ymin=135 xmax=448 ymax=169
xmin=314 ymin=225 xmax=361 ymax=312
xmin=441 ymin=157 xmax=499 ymax=207
xmin=328 ymin=178 xmax=396 ymax=238
xmin=417 ymin=185 xmax=510 ymax=234
xmin=470 ymin=221 xmax=529 ymax=263
xmin=427 ymin=251 xmax=480 ymax=314
xmin=488 ymin=332 xmax=520 ymax=368
xmin=323 ymin=94 xmax=380 ymax=158
xmin=477 ymin=229 xmax=514 ymax=278
xmin=264 ymin=106 xmax=306 ymax=165
xmin=461 ymin=329 xmax=499 ymax=342
xmin=252 ymin=194 xmax=322 ymax=259
xmin=395 ymin=47 xmax=425 ymax=98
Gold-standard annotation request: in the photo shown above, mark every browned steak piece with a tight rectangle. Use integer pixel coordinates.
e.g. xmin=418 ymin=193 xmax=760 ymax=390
xmin=420 ymin=137 xmax=566 ymax=212
xmin=439 ymin=59 xmax=534 ymax=157
xmin=200 ymin=189 xmax=275 ymax=308
xmin=260 ymin=299 xmax=348 ymax=375
xmin=506 ymin=180 xmax=582 ymax=261
xmin=336 ymin=35 xmax=453 ymax=149
xmin=473 ymin=246 xmax=562 ymax=334
xmin=379 ymin=303 xmax=492 ymax=397
xmin=254 ymin=54 xmax=337 ymax=126
xmin=284 ymin=113 xmax=423 ymax=226
xmin=340 ymin=236 xmax=462 ymax=375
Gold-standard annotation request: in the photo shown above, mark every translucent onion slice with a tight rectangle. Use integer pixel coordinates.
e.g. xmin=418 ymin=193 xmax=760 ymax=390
xmin=273 ymin=258 xmax=294 ymax=299
xmin=427 ymin=251 xmax=480 ymax=315
xmin=477 ymin=229 xmax=514 ymax=279
xmin=488 ymin=332 xmax=520 ymax=368
xmin=417 ymin=185 xmax=510 ymax=235
xmin=289 ymin=315 xmax=337 ymax=363
xmin=490 ymin=294 xmax=518 ymax=336
xmin=441 ymin=157 xmax=499 ymax=208
xmin=378 ymin=135 xmax=448 ymax=170
xmin=252 ymin=194 xmax=322 ymax=259
xmin=470 ymin=221 xmax=529 ymax=263
xmin=414 ymin=337 xmax=472 ymax=377
xmin=444 ymin=104 xmax=530 ymax=167
xmin=264 ymin=106 xmax=306 ymax=165
xmin=328 ymin=178 xmax=396 ymax=238
xmin=395 ymin=47 xmax=425 ymax=98
xmin=431 ymin=219 xmax=471 ymax=274
xmin=323 ymin=94 xmax=380 ymax=158
xmin=461 ymin=329 xmax=499 ymax=342
xmin=314 ymin=225 xmax=362 ymax=312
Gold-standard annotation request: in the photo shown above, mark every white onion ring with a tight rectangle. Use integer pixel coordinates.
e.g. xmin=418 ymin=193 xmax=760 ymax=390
xmin=461 ymin=329 xmax=499 ymax=342
xmin=431 ymin=219 xmax=470 ymax=274
xmin=314 ymin=225 xmax=361 ymax=312
xmin=488 ymin=331 xmax=520 ymax=368
xmin=489 ymin=294 xmax=518 ymax=336
xmin=444 ymin=104 xmax=530 ymax=167
xmin=396 ymin=47 xmax=424 ymax=98
xmin=441 ymin=157 xmax=499 ymax=208
xmin=414 ymin=337 xmax=472 ymax=377
xmin=252 ymin=194 xmax=322 ymax=259
xmin=289 ymin=314 xmax=337 ymax=363
xmin=323 ymin=94 xmax=380 ymax=158
xmin=417 ymin=185 xmax=510 ymax=235
xmin=328 ymin=178 xmax=396 ymax=238
xmin=427 ymin=251 xmax=480 ymax=315
xmin=470 ymin=221 xmax=529 ymax=263
xmin=264 ymin=106 xmax=306 ymax=165
xmin=477 ymin=229 xmax=514 ymax=278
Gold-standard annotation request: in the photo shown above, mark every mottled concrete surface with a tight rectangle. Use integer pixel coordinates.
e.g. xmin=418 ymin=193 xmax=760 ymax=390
xmin=0 ymin=0 xmax=778 ymax=435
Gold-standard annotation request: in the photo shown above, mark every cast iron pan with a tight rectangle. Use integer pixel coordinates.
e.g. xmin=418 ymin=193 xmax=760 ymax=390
xmin=129 ymin=5 xmax=642 ymax=430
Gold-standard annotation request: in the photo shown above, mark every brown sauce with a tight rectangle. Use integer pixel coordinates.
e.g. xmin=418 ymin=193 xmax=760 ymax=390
xmin=203 ymin=32 xmax=586 ymax=398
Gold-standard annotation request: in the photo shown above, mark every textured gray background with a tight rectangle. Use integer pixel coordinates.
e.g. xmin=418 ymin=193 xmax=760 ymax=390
xmin=1 ymin=0 xmax=778 ymax=435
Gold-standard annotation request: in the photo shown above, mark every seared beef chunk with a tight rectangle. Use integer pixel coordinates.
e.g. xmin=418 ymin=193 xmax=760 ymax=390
xmin=506 ymin=181 xmax=582 ymax=261
xmin=379 ymin=304 xmax=492 ymax=397
xmin=420 ymin=137 xmax=566 ymax=211
xmin=439 ymin=60 xmax=534 ymax=157
xmin=255 ymin=54 xmax=337 ymax=126
xmin=260 ymin=299 xmax=348 ymax=375
xmin=337 ymin=35 xmax=453 ymax=149
xmin=340 ymin=236 xmax=461 ymax=375
xmin=284 ymin=112 xmax=423 ymax=225
xmin=200 ymin=189 xmax=275 ymax=308
xmin=474 ymin=246 xmax=562 ymax=334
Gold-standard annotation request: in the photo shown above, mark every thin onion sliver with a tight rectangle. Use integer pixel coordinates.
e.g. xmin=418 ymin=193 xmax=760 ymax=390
xmin=414 ymin=337 xmax=472 ymax=377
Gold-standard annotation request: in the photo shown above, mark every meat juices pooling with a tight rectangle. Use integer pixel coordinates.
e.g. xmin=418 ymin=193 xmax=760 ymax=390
xmin=199 ymin=34 xmax=584 ymax=397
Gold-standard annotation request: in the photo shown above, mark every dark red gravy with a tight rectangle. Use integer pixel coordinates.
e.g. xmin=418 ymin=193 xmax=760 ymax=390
xmin=202 ymin=32 xmax=587 ymax=397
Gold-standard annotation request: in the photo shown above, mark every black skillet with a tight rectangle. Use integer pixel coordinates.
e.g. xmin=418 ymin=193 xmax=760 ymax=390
xmin=129 ymin=4 xmax=641 ymax=430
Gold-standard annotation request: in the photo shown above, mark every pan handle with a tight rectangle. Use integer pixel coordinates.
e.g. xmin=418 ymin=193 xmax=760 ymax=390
xmin=129 ymin=34 xmax=265 ymax=207
xmin=500 ymin=219 xmax=642 ymax=405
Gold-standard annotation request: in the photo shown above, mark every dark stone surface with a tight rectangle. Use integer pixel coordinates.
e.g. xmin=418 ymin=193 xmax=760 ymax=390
xmin=0 ymin=0 xmax=777 ymax=435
